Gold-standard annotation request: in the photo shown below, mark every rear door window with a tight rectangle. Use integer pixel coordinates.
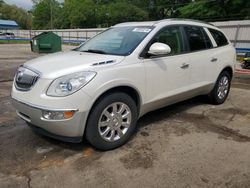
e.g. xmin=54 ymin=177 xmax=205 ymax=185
xmin=184 ymin=26 xmax=212 ymax=52
xmin=208 ymin=28 xmax=229 ymax=47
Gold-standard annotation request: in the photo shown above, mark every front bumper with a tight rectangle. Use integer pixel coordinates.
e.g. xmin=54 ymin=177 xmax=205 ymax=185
xmin=11 ymin=75 xmax=94 ymax=141
xmin=12 ymin=97 xmax=88 ymax=141
xmin=27 ymin=123 xmax=82 ymax=143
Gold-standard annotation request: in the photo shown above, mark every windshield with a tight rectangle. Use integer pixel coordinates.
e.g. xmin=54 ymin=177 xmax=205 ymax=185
xmin=77 ymin=26 xmax=154 ymax=56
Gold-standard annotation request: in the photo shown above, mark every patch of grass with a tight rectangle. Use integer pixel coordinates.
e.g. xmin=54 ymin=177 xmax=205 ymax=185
xmin=0 ymin=40 xmax=30 ymax=44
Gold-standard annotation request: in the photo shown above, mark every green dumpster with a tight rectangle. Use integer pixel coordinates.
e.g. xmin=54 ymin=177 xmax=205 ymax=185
xmin=30 ymin=32 xmax=62 ymax=53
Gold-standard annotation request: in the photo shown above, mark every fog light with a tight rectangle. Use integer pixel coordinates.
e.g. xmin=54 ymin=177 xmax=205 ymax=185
xmin=42 ymin=110 xmax=75 ymax=120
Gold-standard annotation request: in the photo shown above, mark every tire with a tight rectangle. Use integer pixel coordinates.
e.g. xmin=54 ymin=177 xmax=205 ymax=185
xmin=85 ymin=92 xmax=138 ymax=150
xmin=208 ymin=71 xmax=231 ymax=104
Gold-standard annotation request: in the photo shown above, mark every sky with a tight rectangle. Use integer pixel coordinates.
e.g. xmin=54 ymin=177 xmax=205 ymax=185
xmin=4 ymin=0 xmax=64 ymax=10
xmin=4 ymin=0 xmax=34 ymax=10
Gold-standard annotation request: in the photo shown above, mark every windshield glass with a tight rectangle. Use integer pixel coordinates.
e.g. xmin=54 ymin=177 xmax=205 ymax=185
xmin=77 ymin=26 xmax=154 ymax=56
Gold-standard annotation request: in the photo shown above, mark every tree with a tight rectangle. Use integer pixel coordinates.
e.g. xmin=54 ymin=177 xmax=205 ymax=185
xmin=64 ymin=0 xmax=96 ymax=28
xmin=106 ymin=1 xmax=148 ymax=26
xmin=130 ymin=0 xmax=191 ymax=20
xmin=63 ymin=0 xmax=148 ymax=28
xmin=32 ymin=0 xmax=63 ymax=29
xmin=0 ymin=1 xmax=32 ymax=29
xmin=178 ymin=0 xmax=250 ymax=21
xmin=30 ymin=0 xmax=250 ymax=29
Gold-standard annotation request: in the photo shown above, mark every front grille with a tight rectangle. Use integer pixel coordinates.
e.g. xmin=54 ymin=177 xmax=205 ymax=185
xmin=15 ymin=66 xmax=40 ymax=91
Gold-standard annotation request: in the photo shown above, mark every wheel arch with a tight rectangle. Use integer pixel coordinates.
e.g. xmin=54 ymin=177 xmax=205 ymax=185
xmin=95 ymin=85 xmax=141 ymax=111
xmin=221 ymin=66 xmax=233 ymax=79
xmin=85 ymin=84 xmax=142 ymax=126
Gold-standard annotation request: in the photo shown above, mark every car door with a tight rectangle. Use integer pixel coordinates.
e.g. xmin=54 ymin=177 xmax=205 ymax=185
xmin=182 ymin=25 xmax=216 ymax=91
xmin=142 ymin=26 xmax=191 ymax=110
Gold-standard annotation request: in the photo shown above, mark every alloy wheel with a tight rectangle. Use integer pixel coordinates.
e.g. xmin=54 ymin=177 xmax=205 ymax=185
xmin=98 ymin=102 xmax=132 ymax=142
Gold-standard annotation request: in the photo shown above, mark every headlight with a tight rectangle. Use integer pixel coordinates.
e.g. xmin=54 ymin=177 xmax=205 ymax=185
xmin=47 ymin=71 xmax=96 ymax=97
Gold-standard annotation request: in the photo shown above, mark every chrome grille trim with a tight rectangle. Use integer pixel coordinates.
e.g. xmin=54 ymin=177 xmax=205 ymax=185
xmin=14 ymin=65 xmax=40 ymax=91
xmin=12 ymin=97 xmax=79 ymax=112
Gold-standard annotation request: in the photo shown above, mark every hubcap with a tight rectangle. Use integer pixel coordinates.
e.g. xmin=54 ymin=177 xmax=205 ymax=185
xmin=217 ymin=75 xmax=229 ymax=100
xmin=98 ymin=102 xmax=132 ymax=142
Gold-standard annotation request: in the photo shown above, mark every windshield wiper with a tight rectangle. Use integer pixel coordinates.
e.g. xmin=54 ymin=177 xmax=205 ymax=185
xmin=81 ymin=49 xmax=107 ymax=54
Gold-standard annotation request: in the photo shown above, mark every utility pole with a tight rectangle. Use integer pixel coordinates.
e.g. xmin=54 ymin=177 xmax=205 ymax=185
xmin=50 ymin=0 xmax=53 ymax=29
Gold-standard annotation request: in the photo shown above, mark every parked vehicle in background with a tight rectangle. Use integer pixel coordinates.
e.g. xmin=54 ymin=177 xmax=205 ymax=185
xmin=11 ymin=19 xmax=236 ymax=150
xmin=0 ymin=32 xmax=5 ymax=39
xmin=6 ymin=32 xmax=15 ymax=39
xmin=241 ymin=52 xmax=250 ymax=69
xmin=0 ymin=32 xmax=15 ymax=39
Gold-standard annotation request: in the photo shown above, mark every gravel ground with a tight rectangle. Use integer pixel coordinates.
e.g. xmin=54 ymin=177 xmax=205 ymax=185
xmin=0 ymin=44 xmax=250 ymax=188
xmin=0 ymin=44 xmax=75 ymax=82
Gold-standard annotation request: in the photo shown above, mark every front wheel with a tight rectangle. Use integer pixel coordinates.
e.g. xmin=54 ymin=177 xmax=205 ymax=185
xmin=208 ymin=71 xmax=231 ymax=104
xmin=85 ymin=92 xmax=138 ymax=150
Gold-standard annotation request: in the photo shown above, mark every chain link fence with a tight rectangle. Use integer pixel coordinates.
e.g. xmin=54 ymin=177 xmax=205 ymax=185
xmin=1 ymin=20 xmax=250 ymax=52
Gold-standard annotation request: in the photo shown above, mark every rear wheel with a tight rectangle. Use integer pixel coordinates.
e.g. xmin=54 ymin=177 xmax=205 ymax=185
xmin=85 ymin=92 xmax=138 ymax=150
xmin=208 ymin=71 xmax=231 ymax=104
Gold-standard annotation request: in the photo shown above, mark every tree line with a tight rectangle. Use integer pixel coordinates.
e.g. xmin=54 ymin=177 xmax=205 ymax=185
xmin=0 ymin=0 xmax=32 ymax=29
xmin=1 ymin=0 xmax=250 ymax=29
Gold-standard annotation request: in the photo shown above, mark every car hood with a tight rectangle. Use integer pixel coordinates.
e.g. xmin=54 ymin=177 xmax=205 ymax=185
xmin=24 ymin=51 xmax=125 ymax=79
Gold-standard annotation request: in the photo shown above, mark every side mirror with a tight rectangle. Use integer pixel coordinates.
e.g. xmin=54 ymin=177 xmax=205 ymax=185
xmin=148 ymin=42 xmax=171 ymax=56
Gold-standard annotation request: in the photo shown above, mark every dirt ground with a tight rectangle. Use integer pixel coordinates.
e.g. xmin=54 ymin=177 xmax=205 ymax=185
xmin=1 ymin=44 xmax=250 ymax=188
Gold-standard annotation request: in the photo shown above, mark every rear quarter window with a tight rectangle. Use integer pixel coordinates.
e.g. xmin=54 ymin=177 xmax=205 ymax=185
xmin=208 ymin=28 xmax=229 ymax=47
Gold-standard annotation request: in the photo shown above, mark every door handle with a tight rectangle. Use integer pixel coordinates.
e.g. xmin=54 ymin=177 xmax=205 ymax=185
xmin=211 ymin=57 xmax=218 ymax=62
xmin=180 ymin=63 xmax=189 ymax=69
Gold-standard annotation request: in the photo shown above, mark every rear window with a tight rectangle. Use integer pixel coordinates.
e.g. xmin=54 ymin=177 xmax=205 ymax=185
xmin=208 ymin=28 xmax=228 ymax=47
xmin=184 ymin=26 xmax=212 ymax=52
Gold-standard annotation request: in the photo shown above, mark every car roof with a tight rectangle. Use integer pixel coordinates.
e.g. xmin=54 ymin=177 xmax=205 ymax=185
xmin=114 ymin=18 xmax=218 ymax=30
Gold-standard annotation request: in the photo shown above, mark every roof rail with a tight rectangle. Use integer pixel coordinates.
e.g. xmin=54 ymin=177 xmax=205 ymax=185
xmin=156 ymin=18 xmax=214 ymax=26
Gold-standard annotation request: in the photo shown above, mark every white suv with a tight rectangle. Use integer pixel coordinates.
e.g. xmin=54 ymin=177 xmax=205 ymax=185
xmin=11 ymin=19 xmax=236 ymax=150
